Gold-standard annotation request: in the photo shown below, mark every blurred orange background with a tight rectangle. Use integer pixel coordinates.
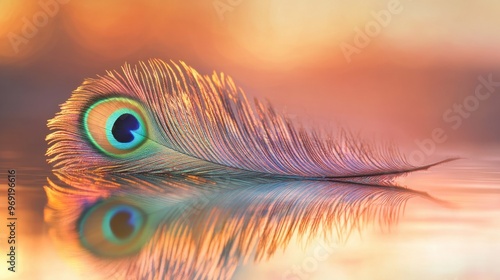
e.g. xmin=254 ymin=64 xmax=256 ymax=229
xmin=1 ymin=0 xmax=500 ymax=147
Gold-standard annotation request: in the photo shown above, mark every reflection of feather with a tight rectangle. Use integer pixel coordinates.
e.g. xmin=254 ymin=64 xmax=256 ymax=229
xmin=46 ymin=60 xmax=449 ymax=179
xmin=44 ymin=172 xmax=440 ymax=280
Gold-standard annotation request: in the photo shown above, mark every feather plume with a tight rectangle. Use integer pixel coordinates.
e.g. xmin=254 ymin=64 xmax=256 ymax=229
xmin=46 ymin=59 xmax=450 ymax=179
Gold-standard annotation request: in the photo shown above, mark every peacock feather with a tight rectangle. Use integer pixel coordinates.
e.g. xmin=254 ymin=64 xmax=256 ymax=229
xmin=44 ymin=172 xmax=441 ymax=280
xmin=46 ymin=59 xmax=452 ymax=179
xmin=45 ymin=59 xmax=454 ymax=279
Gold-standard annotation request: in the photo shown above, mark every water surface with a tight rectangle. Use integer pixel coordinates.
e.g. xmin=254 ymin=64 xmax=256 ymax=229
xmin=0 ymin=123 xmax=498 ymax=279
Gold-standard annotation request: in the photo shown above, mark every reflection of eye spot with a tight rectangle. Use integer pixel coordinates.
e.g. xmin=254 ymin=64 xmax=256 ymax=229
xmin=103 ymin=205 xmax=143 ymax=244
xmin=78 ymin=199 xmax=152 ymax=258
xmin=112 ymin=113 xmax=140 ymax=143
xmin=110 ymin=210 xmax=135 ymax=239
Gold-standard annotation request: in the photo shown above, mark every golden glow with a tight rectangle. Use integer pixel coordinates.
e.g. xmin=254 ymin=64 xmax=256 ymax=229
xmin=0 ymin=0 xmax=51 ymax=62
xmin=219 ymin=0 xmax=372 ymax=66
xmin=63 ymin=1 xmax=150 ymax=59
xmin=0 ymin=0 xmax=499 ymax=66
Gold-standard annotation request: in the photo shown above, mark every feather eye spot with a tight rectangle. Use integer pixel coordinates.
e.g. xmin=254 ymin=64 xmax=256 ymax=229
xmin=83 ymin=97 xmax=149 ymax=157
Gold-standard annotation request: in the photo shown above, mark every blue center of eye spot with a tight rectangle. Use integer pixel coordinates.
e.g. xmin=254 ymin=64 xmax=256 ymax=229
xmin=112 ymin=113 xmax=139 ymax=143
xmin=110 ymin=210 xmax=135 ymax=239
xmin=105 ymin=108 xmax=147 ymax=151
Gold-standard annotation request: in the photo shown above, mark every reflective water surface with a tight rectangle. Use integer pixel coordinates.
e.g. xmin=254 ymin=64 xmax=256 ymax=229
xmin=0 ymin=142 xmax=498 ymax=280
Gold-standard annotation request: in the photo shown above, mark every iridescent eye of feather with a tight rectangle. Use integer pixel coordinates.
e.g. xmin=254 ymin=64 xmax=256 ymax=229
xmin=83 ymin=97 xmax=149 ymax=157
